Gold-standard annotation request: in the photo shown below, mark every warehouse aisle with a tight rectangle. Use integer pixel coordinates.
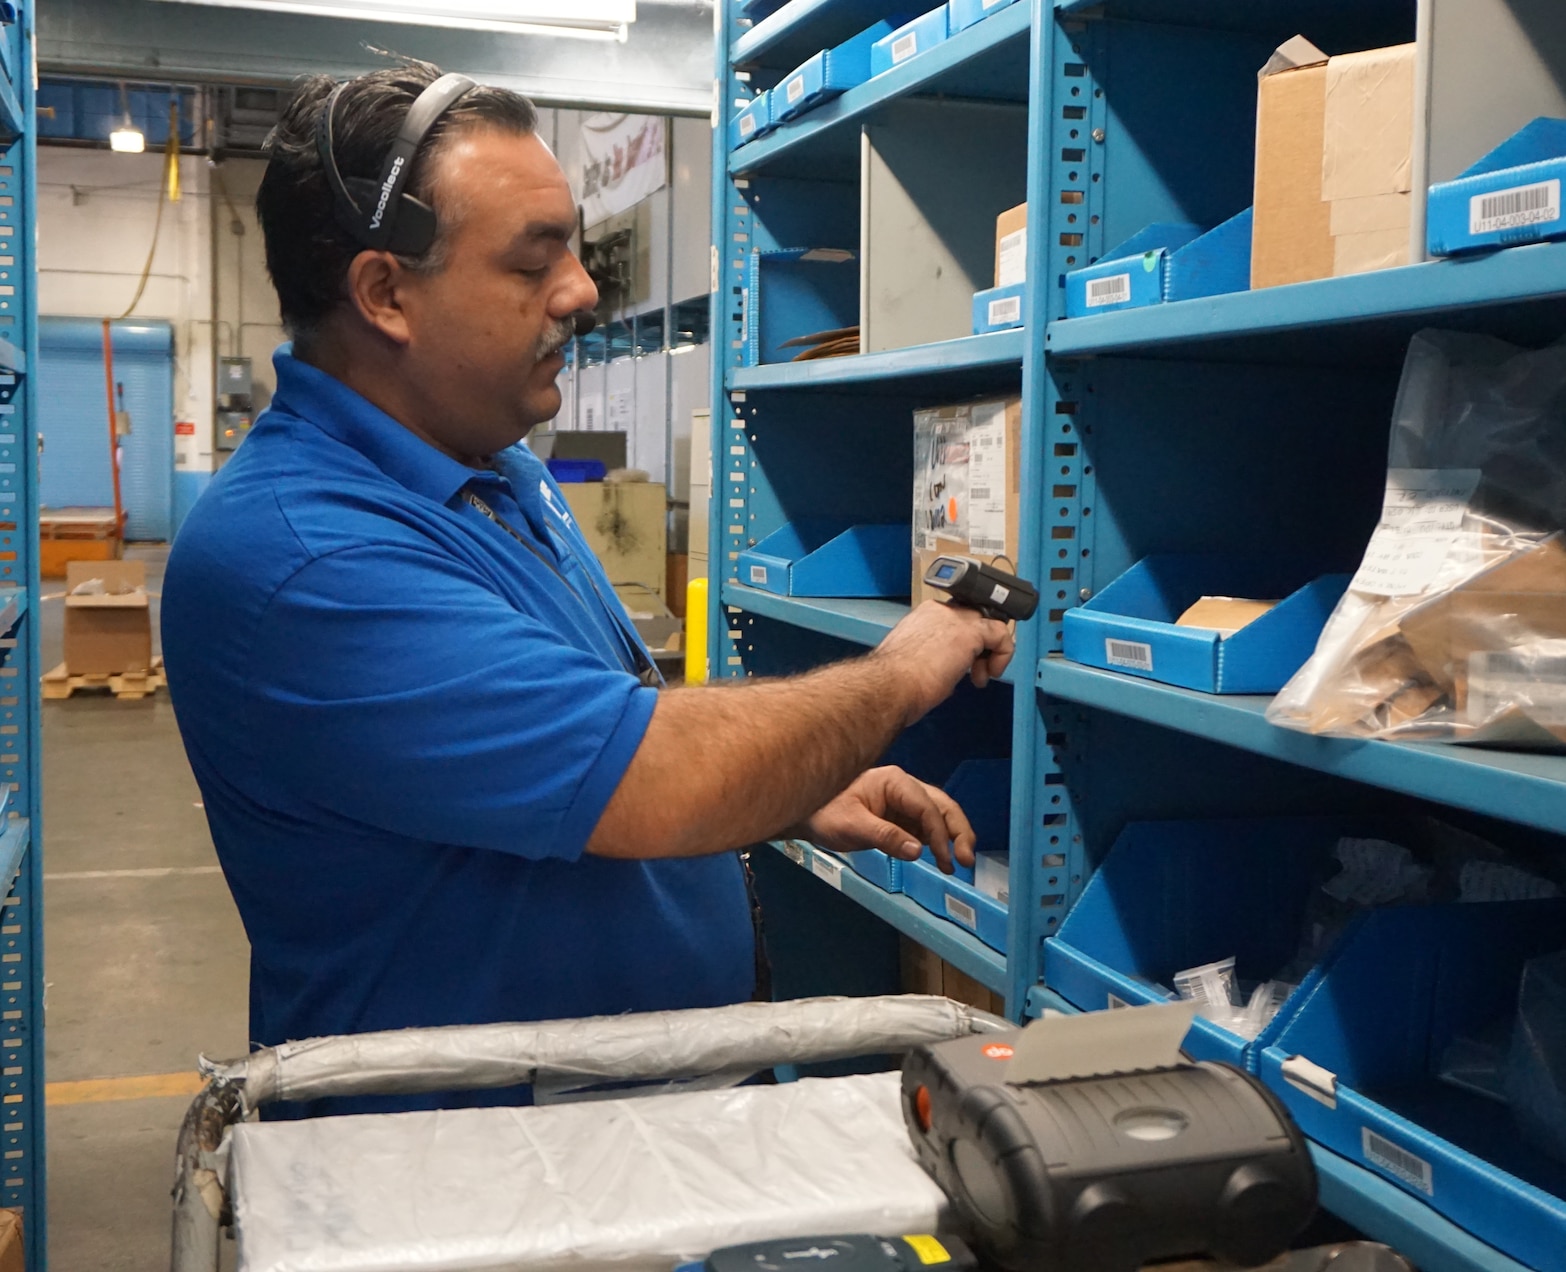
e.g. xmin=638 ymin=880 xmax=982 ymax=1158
xmin=42 ymin=546 xmax=250 ymax=1271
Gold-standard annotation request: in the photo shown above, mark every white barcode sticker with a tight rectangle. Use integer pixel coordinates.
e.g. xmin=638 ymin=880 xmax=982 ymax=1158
xmin=786 ymin=75 xmax=805 ymax=103
xmin=1362 ymin=1128 xmax=1433 ymax=1195
xmin=1105 ymin=638 xmax=1154 ymax=671
xmin=739 ymin=112 xmax=757 ymax=137
xmin=748 ymin=564 xmax=767 ymax=584
xmin=997 ymin=228 xmax=1027 ymax=288
xmin=987 ymin=295 xmax=1022 ymax=326
xmin=1086 ymin=273 xmax=1131 ymax=308
xmin=811 ymin=853 xmax=844 ymax=890
xmin=944 ymin=894 xmax=977 ymax=929
xmin=1467 ymin=648 xmax=1566 ymax=728
xmin=891 ymin=32 xmax=918 ymax=63
xmin=1470 ymin=178 xmax=1560 ymax=235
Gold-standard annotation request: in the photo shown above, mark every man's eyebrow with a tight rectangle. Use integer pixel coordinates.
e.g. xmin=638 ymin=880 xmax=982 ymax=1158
xmin=511 ymin=222 xmax=574 ymax=247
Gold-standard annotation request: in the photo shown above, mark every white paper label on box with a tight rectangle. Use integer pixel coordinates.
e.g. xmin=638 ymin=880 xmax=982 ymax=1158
xmin=1470 ymin=178 xmax=1560 ymax=236
xmin=943 ymin=894 xmax=977 ymax=929
xmin=1467 ymin=647 xmax=1566 ymax=728
xmin=748 ymin=564 xmax=767 ymax=585
xmin=1362 ymin=1128 xmax=1433 ymax=1195
xmin=987 ymin=295 xmax=1022 ymax=327
xmin=1086 ymin=273 xmax=1132 ymax=308
xmin=1350 ymin=468 xmax=1482 ymax=597
xmin=786 ymin=75 xmax=805 ymax=104
xmin=968 ymin=403 xmax=1009 ymax=555
xmin=997 ymin=228 xmax=1027 ymax=288
xmin=811 ymin=853 xmax=844 ymax=890
xmin=1105 ymin=638 xmax=1154 ymax=671
xmin=891 ymin=32 xmax=918 ymax=63
xmin=739 ymin=112 xmax=757 ymax=137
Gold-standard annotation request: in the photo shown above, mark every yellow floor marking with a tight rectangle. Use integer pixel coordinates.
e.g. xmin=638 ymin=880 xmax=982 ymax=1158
xmin=46 ymin=1071 xmax=205 ymax=1106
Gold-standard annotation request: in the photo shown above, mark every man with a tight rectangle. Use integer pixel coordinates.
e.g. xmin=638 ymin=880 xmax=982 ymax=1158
xmin=162 ymin=62 xmax=1014 ymax=1115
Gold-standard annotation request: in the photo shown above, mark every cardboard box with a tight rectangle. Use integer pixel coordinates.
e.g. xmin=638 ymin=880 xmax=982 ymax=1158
xmin=911 ymin=396 xmax=1021 ymax=606
xmin=1252 ymin=38 xmax=1416 ymax=287
xmin=64 ymin=560 xmax=151 ymax=677
xmin=0 ymin=1209 xmax=21 ymax=1272
xmin=994 ymin=202 xmax=1026 ymax=287
xmin=871 ymin=7 xmax=949 ymax=78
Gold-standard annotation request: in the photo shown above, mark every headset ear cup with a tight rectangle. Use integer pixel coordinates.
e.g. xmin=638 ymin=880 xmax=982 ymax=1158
xmin=385 ymin=196 xmax=438 ymax=257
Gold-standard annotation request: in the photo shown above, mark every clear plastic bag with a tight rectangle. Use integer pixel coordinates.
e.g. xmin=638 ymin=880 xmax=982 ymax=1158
xmin=1269 ymin=329 xmax=1566 ymax=747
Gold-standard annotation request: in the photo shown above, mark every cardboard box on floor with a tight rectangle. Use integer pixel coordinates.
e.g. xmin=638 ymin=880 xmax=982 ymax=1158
xmin=63 ymin=560 xmax=151 ymax=677
xmin=912 ymin=396 xmax=1022 ymax=606
xmin=1252 ymin=37 xmax=1416 ymax=288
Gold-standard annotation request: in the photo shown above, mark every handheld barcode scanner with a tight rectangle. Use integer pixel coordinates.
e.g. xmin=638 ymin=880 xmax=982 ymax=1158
xmin=902 ymin=1003 xmax=1317 ymax=1272
xmin=923 ymin=557 xmax=1038 ymax=624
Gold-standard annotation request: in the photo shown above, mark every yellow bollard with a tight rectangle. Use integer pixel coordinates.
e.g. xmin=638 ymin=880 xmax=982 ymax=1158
xmin=684 ymin=577 xmax=709 ymax=684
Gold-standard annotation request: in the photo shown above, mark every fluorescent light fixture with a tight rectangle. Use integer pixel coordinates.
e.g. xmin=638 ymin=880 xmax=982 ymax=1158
xmin=149 ymin=0 xmax=634 ymax=39
xmin=110 ymin=126 xmax=146 ymax=153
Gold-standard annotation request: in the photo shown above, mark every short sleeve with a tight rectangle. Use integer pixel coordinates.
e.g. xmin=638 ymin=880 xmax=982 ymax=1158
xmin=241 ymin=543 xmax=656 ymax=859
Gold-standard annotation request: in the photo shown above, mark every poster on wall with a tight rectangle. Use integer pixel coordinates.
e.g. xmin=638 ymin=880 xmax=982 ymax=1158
xmin=579 ymin=113 xmax=667 ymax=227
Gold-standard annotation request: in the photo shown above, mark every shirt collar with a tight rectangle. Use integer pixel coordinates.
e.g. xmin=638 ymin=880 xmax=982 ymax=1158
xmin=269 ymin=346 xmax=488 ymax=505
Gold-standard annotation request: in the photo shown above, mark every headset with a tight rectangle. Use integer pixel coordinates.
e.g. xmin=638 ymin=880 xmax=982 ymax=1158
xmin=314 ymin=71 xmax=597 ymax=337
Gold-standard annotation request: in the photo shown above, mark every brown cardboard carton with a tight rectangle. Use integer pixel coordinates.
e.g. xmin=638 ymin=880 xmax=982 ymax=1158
xmin=899 ymin=936 xmax=944 ymax=996
xmin=0 ymin=1209 xmax=21 ymax=1272
xmin=912 ymin=396 xmax=1022 ymax=606
xmin=64 ymin=560 xmax=151 ymax=677
xmin=1252 ymin=39 xmax=1333 ymax=289
xmin=1176 ymin=596 xmax=1279 ymax=636
xmin=995 ymin=203 xmax=1027 ymax=287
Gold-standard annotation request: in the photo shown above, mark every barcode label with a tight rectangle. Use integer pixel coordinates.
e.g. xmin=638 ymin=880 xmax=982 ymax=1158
xmin=1086 ymin=273 xmax=1132 ymax=308
xmin=739 ymin=112 xmax=757 ymax=137
xmin=786 ymin=76 xmax=805 ymax=103
xmin=1105 ymin=638 xmax=1154 ymax=671
xmin=1470 ymin=179 xmax=1560 ymax=235
xmin=1362 ymin=1128 xmax=1433 ymax=1194
xmin=971 ymin=488 xmax=991 ymax=501
xmin=782 ymin=842 xmax=806 ymax=865
xmin=891 ymin=32 xmax=918 ymax=63
xmin=811 ymin=853 xmax=844 ymax=890
xmin=944 ymin=894 xmax=977 ymax=929
xmin=987 ymin=295 xmax=1022 ymax=326
xmin=748 ymin=564 xmax=767 ymax=584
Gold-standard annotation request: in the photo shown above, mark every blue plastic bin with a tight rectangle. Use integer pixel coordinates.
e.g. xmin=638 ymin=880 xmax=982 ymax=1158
xmin=730 ymin=91 xmax=774 ymax=149
xmin=846 ymin=850 xmax=904 ymax=892
xmin=774 ymin=20 xmax=900 ymax=122
xmin=1258 ymin=898 xmax=1566 ymax=1271
xmin=870 ymin=6 xmax=948 ymax=77
xmin=902 ymin=759 xmax=1010 ymax=952
xmin=971 ymin=283 xmax=1025 ymax=333
xmin=1429 ymin=118 xmax=1566 ymax=256
xmin=545 ymin=458 xmax=605 ymax=483
xmin=736 ymin=521 xmax=909 ymax=598
xmin=1045 ymin=816 xmax=1362 ymax=1069
xmin=948 ymin=0 xmax=1018 ymax=33
xmin=744 ymin=248 xmax=858 ymax=366
xmin=1064 ymin=224 xmax=1200 ymax=317
xmin=1165 ymin=208 xmax=1253 ymax=302
xmin=1061 ymin=554 xmax=1351 ymax=695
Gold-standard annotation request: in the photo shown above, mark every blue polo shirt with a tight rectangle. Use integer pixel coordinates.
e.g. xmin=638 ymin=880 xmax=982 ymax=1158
xmin=162 ymin=349 xmax=755 ymax=1115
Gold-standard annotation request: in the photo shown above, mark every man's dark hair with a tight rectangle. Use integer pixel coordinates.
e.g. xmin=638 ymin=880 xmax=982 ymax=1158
xmin=255 ymin=60 xmax=538 ymax=346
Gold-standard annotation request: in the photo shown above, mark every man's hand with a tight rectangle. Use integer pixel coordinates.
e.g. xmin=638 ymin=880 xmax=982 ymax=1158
xmin=795 ymin=766 xmax=977 ymax=874
xmin=873 ymin=600 xmax=1014 ymax=727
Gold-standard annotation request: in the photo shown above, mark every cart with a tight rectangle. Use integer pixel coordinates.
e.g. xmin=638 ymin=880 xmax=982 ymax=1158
xmin=171 ymin=994 xmax=1008 ymax=1272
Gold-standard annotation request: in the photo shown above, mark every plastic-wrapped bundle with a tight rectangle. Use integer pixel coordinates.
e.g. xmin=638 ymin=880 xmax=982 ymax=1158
xmin=1270 ymin=330 xmax=1566 ymax=746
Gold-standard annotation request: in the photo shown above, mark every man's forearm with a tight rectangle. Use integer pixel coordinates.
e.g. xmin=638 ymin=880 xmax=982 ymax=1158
xmin=586 ymin=653 xmax=913 ymax=859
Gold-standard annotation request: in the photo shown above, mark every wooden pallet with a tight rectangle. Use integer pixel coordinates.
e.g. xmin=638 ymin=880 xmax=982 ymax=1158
xmin=42 ymin=658 xmax=165 ymax=701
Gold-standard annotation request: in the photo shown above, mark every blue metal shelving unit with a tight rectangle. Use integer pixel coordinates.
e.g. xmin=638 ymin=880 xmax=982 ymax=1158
xmin=0 ymin=5 xmax=41 ymax=1268
xmin=710 ymin=2 xmax=1566 ymax=1267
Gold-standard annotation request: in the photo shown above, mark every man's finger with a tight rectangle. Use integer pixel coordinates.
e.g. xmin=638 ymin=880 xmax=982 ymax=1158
xmin=878 ymin=770 xmax=955 ymax=873
xmin=922 ymin=781 xmax=977 ymax=869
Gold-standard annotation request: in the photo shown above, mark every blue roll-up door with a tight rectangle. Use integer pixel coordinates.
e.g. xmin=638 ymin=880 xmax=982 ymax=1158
xmin=38 ymin=318 xmax=174 ymax=541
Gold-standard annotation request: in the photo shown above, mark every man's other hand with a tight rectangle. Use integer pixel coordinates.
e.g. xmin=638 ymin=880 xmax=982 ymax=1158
xmin=797 ymin=766 xmax=977 ymax=875
xmin=874 ymin=600 xmax=1014 ymax=726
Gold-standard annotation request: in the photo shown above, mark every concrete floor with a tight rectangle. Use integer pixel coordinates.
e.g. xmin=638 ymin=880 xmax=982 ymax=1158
xmin=41 ymin=545 xmax=250 ymax=1270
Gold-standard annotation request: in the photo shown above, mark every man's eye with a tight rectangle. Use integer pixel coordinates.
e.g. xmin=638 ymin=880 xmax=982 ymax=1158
xmin=517 ymin=266 xmax=549 ymax=279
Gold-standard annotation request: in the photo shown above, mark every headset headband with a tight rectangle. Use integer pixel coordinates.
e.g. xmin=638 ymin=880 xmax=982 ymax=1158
xmin=315 ymin=72 xmax=478 ymax=255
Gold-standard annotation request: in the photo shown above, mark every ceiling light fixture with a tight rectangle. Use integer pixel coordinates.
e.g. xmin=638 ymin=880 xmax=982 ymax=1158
xmin=110 ymin=83 xmax=146 ymax=153
xmin=148 ymin=0 xmax=634 ymax=40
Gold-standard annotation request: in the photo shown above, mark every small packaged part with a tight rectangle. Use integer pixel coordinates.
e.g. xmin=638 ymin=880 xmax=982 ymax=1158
xmin=1173 ymin=957 xmax=1240 ymax=1029
xmin=973 ymin=851 xmax=1009 ymax=904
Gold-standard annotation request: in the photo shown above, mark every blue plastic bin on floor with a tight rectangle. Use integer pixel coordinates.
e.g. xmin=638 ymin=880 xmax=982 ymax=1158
xmin=1045 ymin=816 xmax=1362 ymax=1069
xmin=1258 ymin=898 xmax=1566 ymax=1272
xmin=736 ymin=521 xmax=909 ymax=598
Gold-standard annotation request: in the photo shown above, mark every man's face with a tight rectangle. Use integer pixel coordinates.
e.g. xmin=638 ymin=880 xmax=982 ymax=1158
xmin=395 ymin=127 xmax=597 ymax=457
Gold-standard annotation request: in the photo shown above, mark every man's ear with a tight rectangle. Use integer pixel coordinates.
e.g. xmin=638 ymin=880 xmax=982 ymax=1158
xmin=344 ymin=250 xmax=412 ymax=345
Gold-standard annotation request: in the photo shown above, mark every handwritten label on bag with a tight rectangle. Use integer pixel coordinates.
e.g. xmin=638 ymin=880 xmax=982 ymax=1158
xmin=1350 ymin=468 xmax=1481 ymax=597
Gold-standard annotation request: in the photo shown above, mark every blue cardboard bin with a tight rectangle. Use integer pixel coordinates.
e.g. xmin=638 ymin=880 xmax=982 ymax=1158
xmin=1165 ymin=207 xmax=1252 ymax=303
xmin=871 ymin=6 xmax=948 ymax=78
xmin=736 ymin=521 xmax=909 ymax=598
xmin=1061 ymin=554 xmax=1351 ymax=694
xmin=1046 ymin=817 xmax=1362 ymax=1069
xmin=903 ymin=758 xmax=1010 ymax=953
xmin=1429 ymin=117 xmax=1566 ymax=257
xmin=948 ymin=0 xmax=1019 ymax=34
xmin=1064 ymin=224 xmax=1200 ymax=317
xmin=744 ymin=248 xmax=858 ymax=366
xmin=846 ymin=849 xmax=904 ymax=892
xmin=730 ymin=91 xmax=774 ymax=149
xmin=1259 ymin=899 xmax=1566 ymax=1271
xmin=971 ymin=283 xmax=1024 ymax=334
xmin=774 ymin=20 xmax=898 ymax=122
